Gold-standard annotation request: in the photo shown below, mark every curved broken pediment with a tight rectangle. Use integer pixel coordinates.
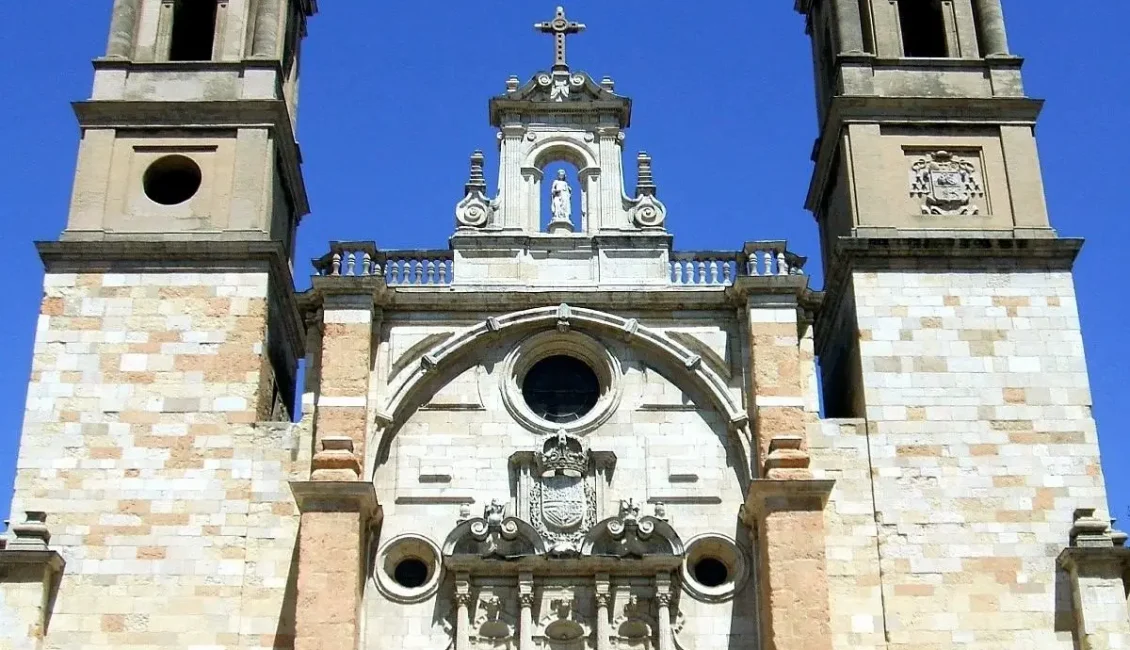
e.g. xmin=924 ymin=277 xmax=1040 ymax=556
xmin=443 ymin=501 xmax=546 ymax=559
xmin=582 ymin=500 xmax=684 ymax=559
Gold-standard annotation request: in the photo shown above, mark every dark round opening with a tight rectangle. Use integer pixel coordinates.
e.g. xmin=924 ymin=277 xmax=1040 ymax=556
xmin=693 ymin=558 xmax=729 ymax=588
xmin=143 ymin=155 xmax=202 ymax=205
xmin=521 ymin=355 xmax=600 ymax=423
xmin=392 ymin=558 xmax=430 ymax=589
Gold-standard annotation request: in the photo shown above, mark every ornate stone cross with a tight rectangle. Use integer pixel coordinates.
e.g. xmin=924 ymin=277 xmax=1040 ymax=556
xmin=535 ymin=6 xmax=586 ymax=70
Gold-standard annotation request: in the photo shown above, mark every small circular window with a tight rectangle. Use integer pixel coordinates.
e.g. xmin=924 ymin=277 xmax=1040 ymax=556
xmin=682 ymin=534 xmax=749 ymax=602
xmin=143 ymin=155 xmax=202 ymax=205
xmin=693 ymin=557 xmax=729 ymax=587
xmin=521 ymin=355 xmax=600 ymax=424
xmin=375 ymin=535 xmax=442 ymax=603
xmin=393 ymin=558 xmax=429 ymax=589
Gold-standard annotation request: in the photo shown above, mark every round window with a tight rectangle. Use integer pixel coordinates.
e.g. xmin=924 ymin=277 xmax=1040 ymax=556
xmin=693 ymin=557 xmax=729 ymax=587
xmin=521 ymin=355 xmax=600 ymax=423
xmin=392 ymin=558 xmax=430 ymax=589
xmin=143 ymin=155 xmax=202 ymax=205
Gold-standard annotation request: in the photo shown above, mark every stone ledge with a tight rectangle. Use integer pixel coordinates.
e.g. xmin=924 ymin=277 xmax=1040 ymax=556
xmin=1057 ymin=546 xmax=1130 ymax=571
xmin=743 ymin=479 xmax=836 ymax=517
xmin=0 ymin=550 xmax=65 ymax=573
xmin=290 ymin=480 xmax=381 ymax=519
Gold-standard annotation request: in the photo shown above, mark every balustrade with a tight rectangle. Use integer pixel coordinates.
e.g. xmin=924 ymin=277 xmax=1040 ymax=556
xmin=313 ymin=242 xmax=454 ymax=285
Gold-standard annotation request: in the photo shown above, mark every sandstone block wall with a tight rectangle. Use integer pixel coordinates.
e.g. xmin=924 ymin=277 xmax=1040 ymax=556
xmin=6 ymin=270 xmax=303 ymax=650
xmin=814 ymin=269 xmax=1110 ymax=650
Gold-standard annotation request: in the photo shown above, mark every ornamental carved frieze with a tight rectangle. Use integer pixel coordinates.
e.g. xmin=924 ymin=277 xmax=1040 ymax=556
xmin=909 ymin=150 xmax=985 ymax=216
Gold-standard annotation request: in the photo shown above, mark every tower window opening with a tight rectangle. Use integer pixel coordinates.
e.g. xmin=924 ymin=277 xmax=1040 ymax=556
xmin=169 ymin=0 xmax=219 ymax=62
xmin=898 ymin=0 xmax=948 ymax=58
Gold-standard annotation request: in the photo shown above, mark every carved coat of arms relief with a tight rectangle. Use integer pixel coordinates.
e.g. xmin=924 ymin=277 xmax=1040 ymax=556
xmin=529 ymin=432 xmax=597 ymax=556
xmin=909 ymin=150 xmax=985 ymax=216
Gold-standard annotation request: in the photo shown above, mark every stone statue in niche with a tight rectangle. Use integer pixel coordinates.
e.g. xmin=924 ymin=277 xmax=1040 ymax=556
xmin=549 ymin=169 xmax=575 ymax=232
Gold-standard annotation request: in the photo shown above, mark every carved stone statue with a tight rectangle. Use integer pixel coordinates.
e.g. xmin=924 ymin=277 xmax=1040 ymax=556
xmin=550 ymin=170 xmax=573 ymax=226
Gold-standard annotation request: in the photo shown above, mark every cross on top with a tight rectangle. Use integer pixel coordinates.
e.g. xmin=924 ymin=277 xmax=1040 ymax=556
xmin=535 ymin=6 xmax=586 ymax=70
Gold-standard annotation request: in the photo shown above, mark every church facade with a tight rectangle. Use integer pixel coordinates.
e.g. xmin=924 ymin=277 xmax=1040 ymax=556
xmin=1 ymin=2 xmax=1127 ymax=650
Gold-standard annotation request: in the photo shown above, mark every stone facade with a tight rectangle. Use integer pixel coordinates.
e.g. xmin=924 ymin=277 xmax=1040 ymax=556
xmin=1 ymin=3 xmax=1126 ymax=650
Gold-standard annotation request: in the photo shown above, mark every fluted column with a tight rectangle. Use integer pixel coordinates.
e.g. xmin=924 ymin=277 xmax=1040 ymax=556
xmin=105 ymin=0 xmax=141 ymax=58
xmin=252 ymin=0 xmax=283 ymax=58
xmin=973 ymin=0 xmax=1010 ymax=56
xmin=519 ymin=575 xmax=535 ymax=650
xmin=455 ymin=578 xmax=472 ymax=650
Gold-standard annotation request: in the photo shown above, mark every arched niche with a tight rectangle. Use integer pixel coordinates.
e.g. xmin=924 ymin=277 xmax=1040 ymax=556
xmin=520 ymin=137 xmax=604 ymax=234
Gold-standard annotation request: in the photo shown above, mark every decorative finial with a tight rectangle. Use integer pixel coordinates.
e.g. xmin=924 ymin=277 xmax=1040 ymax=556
xmin=535 ymin=6 xmax=586 ymax=70
xmin=466 ymin=150 xmax=487 ymax=193
xmin=636 ymin=152 xmax=656 ymax=197
xmin=507 ymin=75 xmax=520 ymax=92
xmin=601 ymin=76 xmax=615 ymax=92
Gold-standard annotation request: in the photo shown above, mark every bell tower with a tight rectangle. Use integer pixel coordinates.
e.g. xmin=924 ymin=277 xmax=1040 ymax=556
xmin=70 ymin=0 xmax=313 ymax=248
xmin=797 ymin=2 xmax=1122 ymax=648
xmin=2 ymin=2 xmax=316 ymax=647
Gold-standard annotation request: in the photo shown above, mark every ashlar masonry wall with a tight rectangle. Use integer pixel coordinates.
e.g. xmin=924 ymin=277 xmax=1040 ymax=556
xmin=6 ymin=270 xmax=303 ymax=650
xmin=813 ymin=268 xmax=1110 ymax=650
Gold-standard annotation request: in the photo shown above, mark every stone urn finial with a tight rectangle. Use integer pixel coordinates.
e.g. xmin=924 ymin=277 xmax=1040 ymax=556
xmin=9 ymin=511 xmax=51 ymax=551
xmin=1069 ymin=508 xmax=1114 ymax=548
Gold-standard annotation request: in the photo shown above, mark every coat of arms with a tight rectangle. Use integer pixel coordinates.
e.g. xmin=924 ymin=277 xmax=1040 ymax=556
xmin=530 ymin=431 xmax=596 ymax=555
xmin=910 ymin=151 xmax=984 ymax=216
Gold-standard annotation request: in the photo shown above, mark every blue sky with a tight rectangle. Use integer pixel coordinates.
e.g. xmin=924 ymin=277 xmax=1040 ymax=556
xmin=0 ymin=2 xmax=1124 ymax=524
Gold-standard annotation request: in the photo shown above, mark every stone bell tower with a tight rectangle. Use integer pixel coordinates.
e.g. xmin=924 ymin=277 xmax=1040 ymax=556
xmin=1 ymin=1 xmax=314 ymax=648
xmin=796 ymin=2 xmax=1126 ymax=649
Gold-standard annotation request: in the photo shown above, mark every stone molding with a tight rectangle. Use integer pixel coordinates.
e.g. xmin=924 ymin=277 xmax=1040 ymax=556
xmin=72 ymin=98 xmax=310 ymax=217
xmin=36 ymin=239 xmax=306 ymax=364
xmin=289 ymin=480 xmax=380 ymax=519
xmin=743 ymin=479 xmax=836 ymax=518
xmin=1057 ymin=547 xmax=1130 ymax=574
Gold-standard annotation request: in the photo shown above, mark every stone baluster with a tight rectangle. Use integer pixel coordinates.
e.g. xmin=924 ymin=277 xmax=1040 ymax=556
xmin=519 ymin=575 xmax=535 ymax=650
xmin=439 ymin=260 xmax=449 ymax=284
xmin=427 ymin=260 xmax=437 ymax=284
xmin=777 ymin=250 xmax=788 ymax=276
xmin=656 ymin=573 xmax=675 ymax=650
xmin=595 ymin=575 xmax=612 ymax=650
xmin=763 ymin=251 xmax=773 ymax=276
xmin=106 ymin=0 xmax=141 ymax=58
xmin=361 ymin=252 xmax=372 ymax=275
xmin=723 ymin=260 xmax=733 ymax=284
xmin=331 ymin=253 xmax=342 ymax=276
xmin=707 ymin=260 xmax=718 ymax=285
xmin=346 ymin=252 xmax=356 ymax=276
xmin=747 ymin=252 xmax=760 ymax=276
xmin=454 ymin=579 xmax=472 ymax=650
xmin=696 ymin=261 xmax=707 ymax=285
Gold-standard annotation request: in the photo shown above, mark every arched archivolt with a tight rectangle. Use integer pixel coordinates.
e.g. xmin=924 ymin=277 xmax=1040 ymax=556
xmin=370 ymin=305 xmax=752 ymax=478
xmin=527 ymin=137 xmax=598 ymax=171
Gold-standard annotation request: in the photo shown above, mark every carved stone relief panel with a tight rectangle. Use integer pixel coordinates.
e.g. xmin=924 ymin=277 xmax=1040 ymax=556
xmin=907 ymin=149 xmax=986 ymax=216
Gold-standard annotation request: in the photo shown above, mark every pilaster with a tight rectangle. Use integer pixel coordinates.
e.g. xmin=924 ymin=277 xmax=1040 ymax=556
xmin=290 ymin=481 xmax=381 ymax=650
xmin=0 ymin=513 xmax=66 ymax=650
xmin=311 ymin=290 xmax=378 ymax=480
xmin=744 ymin=480 xmax=836 ymax=650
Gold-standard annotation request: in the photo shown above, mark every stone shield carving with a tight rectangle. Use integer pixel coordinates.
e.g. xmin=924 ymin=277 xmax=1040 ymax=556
xmin=531 ymin=432 xmax=597 ymax=554
xmin=909 ymin=150 xmax=984 ymax=216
